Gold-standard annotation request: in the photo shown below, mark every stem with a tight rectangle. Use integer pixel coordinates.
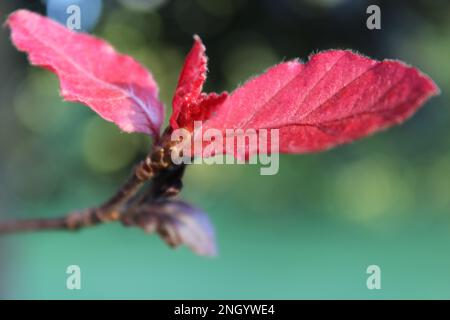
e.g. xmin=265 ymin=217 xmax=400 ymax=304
xmin=0 ymin=129 xmax=183 ymax=235
xmin=0 ymin=216 xmax=69 ymax=234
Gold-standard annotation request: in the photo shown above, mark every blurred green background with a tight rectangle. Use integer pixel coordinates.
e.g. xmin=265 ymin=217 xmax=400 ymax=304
xmin=0 ymin=0 xmax=449 ymax=299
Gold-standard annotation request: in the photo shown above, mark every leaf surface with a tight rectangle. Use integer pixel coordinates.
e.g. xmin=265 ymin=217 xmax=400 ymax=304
xmin=201 ymin=50 xmax=439 ymax=154
xmin=7 ymin=9 xmax=164 ymax=136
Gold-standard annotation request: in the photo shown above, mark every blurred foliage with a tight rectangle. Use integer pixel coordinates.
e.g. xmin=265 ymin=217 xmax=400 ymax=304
xmin=0 ymin=0 xmax=449 ymax=299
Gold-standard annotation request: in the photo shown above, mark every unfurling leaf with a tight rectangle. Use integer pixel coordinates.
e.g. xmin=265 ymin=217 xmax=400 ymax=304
xmin=7 ymin=10 xmax=164 ymax=136
xmin=170 ymin=35 xmax=227 ymax=131
xmin=192 ymin=47 xmax=439 ymax=156
xmin=125 ymin=200 xmax=217 ymax=257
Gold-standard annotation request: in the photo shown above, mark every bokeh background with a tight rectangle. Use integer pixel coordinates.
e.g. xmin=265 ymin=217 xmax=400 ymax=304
xmin=0 ymin=0 xmax=449 ymax=299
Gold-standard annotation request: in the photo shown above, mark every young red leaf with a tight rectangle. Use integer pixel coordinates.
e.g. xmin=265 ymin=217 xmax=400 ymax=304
xmin=170 ymin=35 xmax=227 ymax=131
xmin=200 ymin=50 xmax=439 ymax=155
xmin=7 ymin=9 xmax=164 ymax=136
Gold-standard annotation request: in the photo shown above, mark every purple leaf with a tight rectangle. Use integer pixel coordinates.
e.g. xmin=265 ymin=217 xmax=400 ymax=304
xmin=129 ymin=200 xmax=217 ymax=257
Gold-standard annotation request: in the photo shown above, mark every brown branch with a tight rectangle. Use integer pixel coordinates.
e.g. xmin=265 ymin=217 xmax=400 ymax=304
xmin=0 ymin=128 xmax=185 ymax=236
xmin=0 ymin=216 xmax=70 ymax=234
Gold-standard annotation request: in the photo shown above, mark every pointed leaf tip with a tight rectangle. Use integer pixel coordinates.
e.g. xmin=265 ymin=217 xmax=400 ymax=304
xmin=170 ymin=35 xmax=228 ymax=130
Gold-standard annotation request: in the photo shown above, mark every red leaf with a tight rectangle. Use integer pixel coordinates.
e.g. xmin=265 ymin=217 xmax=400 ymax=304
xmin=170 ymin=35 xmax=227 ymax=131
xmin=201 ymin=50 xmax=439 ymax=154
xmin=7 ymin=10 xmax=164 ymax=136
